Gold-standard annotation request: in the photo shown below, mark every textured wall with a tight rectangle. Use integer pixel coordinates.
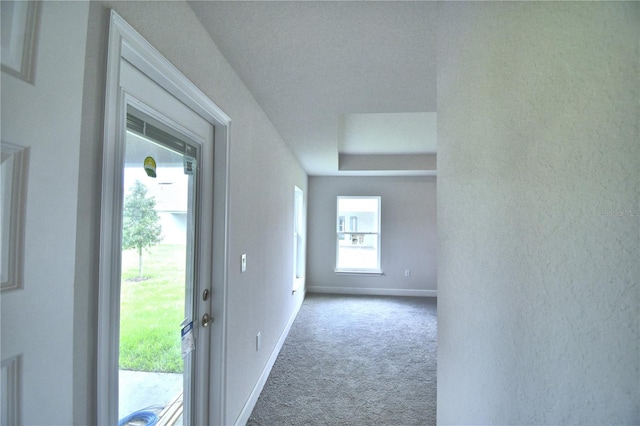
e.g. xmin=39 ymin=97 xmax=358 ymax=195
xmin=437 ymin=2 xmax=639 ymax=424
xmin=307 ymin=176 xmax=437 ymax=296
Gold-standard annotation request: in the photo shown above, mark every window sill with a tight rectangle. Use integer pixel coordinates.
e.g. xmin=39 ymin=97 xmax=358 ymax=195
xmin=292 ymin=277 xmax=304 ymax=294
xmin=334 ymin=270 xmax=384 ymax=276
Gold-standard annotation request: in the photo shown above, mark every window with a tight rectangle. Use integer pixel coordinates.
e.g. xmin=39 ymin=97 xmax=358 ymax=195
xmin=293 ymin=186 xmax=305 ymax=291
xmin=336 ymin=196 xmax=381 ymax=273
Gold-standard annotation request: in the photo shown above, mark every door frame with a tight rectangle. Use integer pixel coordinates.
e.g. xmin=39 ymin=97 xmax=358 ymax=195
xmin=97 ymin=10 xmax=230 ymax=426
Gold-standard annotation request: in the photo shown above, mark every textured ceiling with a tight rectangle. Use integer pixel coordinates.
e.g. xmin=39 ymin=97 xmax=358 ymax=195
xmin=188 ymin=1 xmax=438 ymax=176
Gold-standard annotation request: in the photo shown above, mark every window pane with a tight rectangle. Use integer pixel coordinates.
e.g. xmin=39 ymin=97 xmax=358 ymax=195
xmin=337 ymin=198 xmax=379 ymax=232
xmin=337 ymin=234 xmax=379 ymax=270
xmin=293 ymin=186 xmax=304 ymax=282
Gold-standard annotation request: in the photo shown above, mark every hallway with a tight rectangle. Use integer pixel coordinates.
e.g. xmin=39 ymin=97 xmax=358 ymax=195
xmin=247 ymin=294 xmax=437 ymax=425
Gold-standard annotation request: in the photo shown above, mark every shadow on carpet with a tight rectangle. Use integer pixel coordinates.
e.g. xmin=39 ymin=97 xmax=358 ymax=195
xmin=247 ymin=293 xmax=437 ymax=425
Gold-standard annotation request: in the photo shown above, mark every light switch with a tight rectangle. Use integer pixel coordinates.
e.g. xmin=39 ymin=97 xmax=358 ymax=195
xmin=241 ymin=254 xmax=247 ymax=272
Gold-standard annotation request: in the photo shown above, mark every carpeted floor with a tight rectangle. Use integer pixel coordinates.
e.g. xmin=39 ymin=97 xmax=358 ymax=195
xmin=247 ymin=293 xmax=437 ymax=426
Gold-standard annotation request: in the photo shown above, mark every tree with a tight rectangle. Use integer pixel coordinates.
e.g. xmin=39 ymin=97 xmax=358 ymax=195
xmin=122 ymin=180 xmax=163 ymax=278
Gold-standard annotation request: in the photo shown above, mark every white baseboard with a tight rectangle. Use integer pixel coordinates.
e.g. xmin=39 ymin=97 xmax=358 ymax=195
xmin=307 ymin=286 xmax=437 ymax=298
xmin=234 ymin=290 xmax=306 ymax=426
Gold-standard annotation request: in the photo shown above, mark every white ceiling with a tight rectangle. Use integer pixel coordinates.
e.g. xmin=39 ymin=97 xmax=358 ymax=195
xmin=188 ymin=1 xmax=438 ymax=176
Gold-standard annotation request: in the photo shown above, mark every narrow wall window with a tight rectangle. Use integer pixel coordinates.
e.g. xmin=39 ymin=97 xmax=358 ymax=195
xmin=336 ymin=196 xmax=381 ymax=272
xmin=293 ymin=186 xmax=305 ymax=291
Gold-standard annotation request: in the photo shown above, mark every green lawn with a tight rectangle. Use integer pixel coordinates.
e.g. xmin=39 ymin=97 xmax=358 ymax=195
xmin=119 ymin=244 xmax=186 ymax=373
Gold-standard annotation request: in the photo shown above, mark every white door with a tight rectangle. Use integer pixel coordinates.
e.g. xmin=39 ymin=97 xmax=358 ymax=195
xmin=99 ymin=13 xmax=230 ymax=426
xmin=101 ymin=58 xmax=215 ymax=425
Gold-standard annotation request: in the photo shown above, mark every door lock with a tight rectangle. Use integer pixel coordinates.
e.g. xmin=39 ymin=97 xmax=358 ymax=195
xmin=201 ymin=313 xmax=214 ymax=328
xmin=202 ymin=289 xmax=210 ymax=301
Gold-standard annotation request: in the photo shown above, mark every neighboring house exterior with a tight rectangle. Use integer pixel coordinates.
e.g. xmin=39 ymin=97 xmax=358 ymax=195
xmin=124 ymin=167 xmax=188 ymax=245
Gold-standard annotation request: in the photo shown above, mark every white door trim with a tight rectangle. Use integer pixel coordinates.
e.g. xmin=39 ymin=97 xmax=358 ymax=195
xmin=98 ymin=10 xmax=230 ymax=426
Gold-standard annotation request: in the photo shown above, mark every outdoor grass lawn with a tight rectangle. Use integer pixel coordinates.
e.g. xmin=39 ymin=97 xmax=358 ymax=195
xmin=119 ymin=244 xmax=186 ymax=373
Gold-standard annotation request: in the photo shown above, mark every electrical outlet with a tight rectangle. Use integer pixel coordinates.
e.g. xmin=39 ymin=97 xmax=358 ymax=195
xmin=405 ymin=269 xmax=411 ymax=277
xmin=256 ymin=332 xmax=261 ymax=351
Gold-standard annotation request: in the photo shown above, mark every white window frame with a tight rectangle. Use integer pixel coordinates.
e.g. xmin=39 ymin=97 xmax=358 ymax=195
xmin=335 ymin=196 xmax=382 ymax=274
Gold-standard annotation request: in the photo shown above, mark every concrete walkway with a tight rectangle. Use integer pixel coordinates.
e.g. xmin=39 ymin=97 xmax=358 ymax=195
xmin=119 ymin=370 xmax=182 ymax=422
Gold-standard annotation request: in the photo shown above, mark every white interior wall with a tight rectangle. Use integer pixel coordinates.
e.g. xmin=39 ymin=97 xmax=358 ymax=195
xmin=437 ymin=2 xmax=639 ymax=424
xmin=6 ymin=2 xmax=636 ymax=425
xmin=74 ymin=2 xmax=307 ymax=424
xmin=307 ymin=176 xmax=437 ymax=296
xmin=1 ymin=2 xmax=90 ymax=424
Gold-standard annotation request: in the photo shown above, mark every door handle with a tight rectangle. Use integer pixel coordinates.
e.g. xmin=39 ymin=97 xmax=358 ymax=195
xmin=201 ymin=313 xmax=214 ymax=328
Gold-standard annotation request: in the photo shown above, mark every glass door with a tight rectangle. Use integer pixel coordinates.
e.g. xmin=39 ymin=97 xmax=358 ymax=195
xmin=118 ymin=111 xmax=199 ymax=426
